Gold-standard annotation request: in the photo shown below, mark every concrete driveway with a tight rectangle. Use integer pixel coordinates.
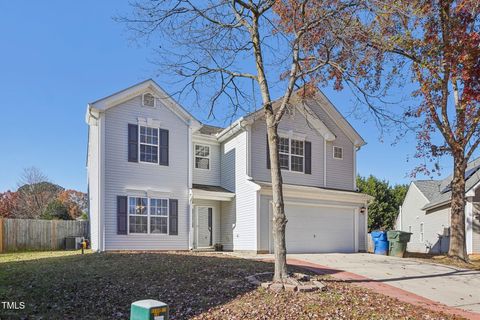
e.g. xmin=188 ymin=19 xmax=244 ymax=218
xmin=291 ymin=253 xmax=480 ymax=315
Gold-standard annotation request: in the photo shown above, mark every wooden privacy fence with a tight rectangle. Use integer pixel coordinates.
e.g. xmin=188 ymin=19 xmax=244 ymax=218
xmin=0 ymin=218 xmax=89 ymax=252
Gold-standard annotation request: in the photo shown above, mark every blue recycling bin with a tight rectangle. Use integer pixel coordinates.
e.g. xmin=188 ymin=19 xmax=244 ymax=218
xmin=371 ymin=230 xmax=389 ymax=255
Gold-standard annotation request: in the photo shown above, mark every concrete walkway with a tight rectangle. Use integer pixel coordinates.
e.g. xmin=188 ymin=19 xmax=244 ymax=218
xmin=291 ymin=253 xmax=480 ymax=318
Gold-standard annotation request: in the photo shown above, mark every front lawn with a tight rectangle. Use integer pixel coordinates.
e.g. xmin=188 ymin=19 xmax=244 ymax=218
xmin=405 ymin=252 xmax=480 ymax=270
xmin=0 ymin=251 xmax=463 ymax=319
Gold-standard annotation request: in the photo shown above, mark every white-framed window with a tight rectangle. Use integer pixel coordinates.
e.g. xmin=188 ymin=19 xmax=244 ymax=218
xmin=420 ymin=223 xmax=424 ymax=242
xmin=333 ymin=146 xmax=343 ymax=159
xmin=139 ymin=126 xmax=159 ymax=163
xmin=278 ymin=137 xmax=304 ymax=173
xmin=128 ymin=196 xmax=168 ymax=234
xmin=142 ymin=92 xmax=155 ymax=107
xmin=195 ymin=144 xmax=210 ymax=170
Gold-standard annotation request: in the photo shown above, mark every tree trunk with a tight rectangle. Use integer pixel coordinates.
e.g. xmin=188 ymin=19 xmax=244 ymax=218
xmin=448 ymin=153 xmax=468 ymax=261
xmin=266 ymin=117 xmax=289 ymax=282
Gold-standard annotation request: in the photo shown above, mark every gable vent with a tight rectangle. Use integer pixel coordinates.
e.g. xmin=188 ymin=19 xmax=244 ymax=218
xmin=142 ymin=92 xmax=155 ymax=107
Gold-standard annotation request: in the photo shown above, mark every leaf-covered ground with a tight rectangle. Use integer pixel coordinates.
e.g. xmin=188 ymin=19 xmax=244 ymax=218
xmin=0 ymin=251 xmax=464 ymax=319
xmin=405 ymin=252 xmax=480 ymax=271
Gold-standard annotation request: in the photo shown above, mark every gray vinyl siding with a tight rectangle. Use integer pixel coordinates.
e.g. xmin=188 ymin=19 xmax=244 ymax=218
xmin=192 ymin=142 xmax=221 ymax=186
xmin=220 ymin=130 xmax=258 ymax=251
xmin=400 ymin=183 xmax=450 ymax=253
xmin=103 ymin=95 xmax=190 ymax=250
xmin=306 ymin=100 xmax=355 ymax=190
xmin=250 ymin=112 xmax=325 ymax=187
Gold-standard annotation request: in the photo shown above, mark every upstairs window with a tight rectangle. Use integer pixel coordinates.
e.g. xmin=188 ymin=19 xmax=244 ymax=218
xmin=333 ymin=146 xmax=343 ymax=159
xmin=278 ymin=137 xmax=304 ymax=172
xmin=140 ymin=126 xmax=159 ymax=163
xmin=420 ymin=223 xmax=424 ymax=242
xmin=195 ymin=144 xmax=210 ymax=169
xmin=142 ymin=93 xmax=155 ymax=107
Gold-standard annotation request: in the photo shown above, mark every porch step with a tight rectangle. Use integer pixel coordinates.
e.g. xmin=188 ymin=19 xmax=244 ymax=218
xmin=193 ymin=247 xmax=215 ymax=252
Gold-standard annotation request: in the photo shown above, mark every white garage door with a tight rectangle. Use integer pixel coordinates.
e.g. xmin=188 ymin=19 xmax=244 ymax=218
xmin=279 ymin=204 xmax=355 ymax=253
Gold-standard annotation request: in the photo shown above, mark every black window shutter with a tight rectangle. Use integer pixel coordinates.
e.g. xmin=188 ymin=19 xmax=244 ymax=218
xmin=169 ymin=199 xmax=178 ymax=235
xmin=159 ymin=129 xmax=169 ymax=166
xmin=305 ymin=141 xmax=312 ymax=174
xmin=208 ymin=208 xmax=213 ymax=246
xmin=266 ymin=134 xmax=271 ymax=169
xmin=117 ymin=196 xmax=128 ymax=235
xmin=128 ymin=124 xmax=138 ymax=162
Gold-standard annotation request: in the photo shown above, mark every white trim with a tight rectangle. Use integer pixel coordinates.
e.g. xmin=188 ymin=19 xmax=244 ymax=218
xmin=278 ymin=136 xmax=305 ymax=173
xmin=354 ymin=208 xmax=359 ymax=252
xmin=99 ymin=113 xmax=106 ymax=251
xmin=194 ymin=143 xmax=211 ymax=170
xmin=333 ymin=146 xmax=343 ymax=160
xmin=258 ymin=181 xmax=373 ymax=204
xmin=323 ymin=138 xmax=327 ymax=187
xmin=466 ymin=198 xmax=473 ymax=254
xmin=191 ymin=189 xmax=235 ymax=201
xmin=353 ymin=145 xmax=357 ymax=190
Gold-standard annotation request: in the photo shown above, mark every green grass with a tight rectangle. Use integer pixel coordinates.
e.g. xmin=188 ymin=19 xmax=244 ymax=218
xmin=0 ymin=251 xmax=464 ymax=319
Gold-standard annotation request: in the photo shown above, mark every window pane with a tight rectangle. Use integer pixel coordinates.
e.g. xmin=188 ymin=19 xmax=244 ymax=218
xmin=279 ymin=153 xmax=289 ymax=169
xmin=195 ymin=145 xmax=209 ymax=157
xmin=278 ymin=137 xmax=289 ymax=154
xmin=291 ymin=155 xmax=304 ymax=172
xmin=129 ymin=216 xmax=148 ymax=233
xmin=140 ymin=126 xmax=158 ymax=145
xmin=150 ymin=216 xmax=168 ymax=234
xmin=291 ymin=140 xmax=304 ymax=156
xmin=140 ymin=145 xmax=158 ymax=163
xmin=195 ymin=157 xmax=210 ymax=169
xmin=150 ymin=199 xmax=168 ymax=216
xmin=334 ymin=147 xmax=343 ymax=159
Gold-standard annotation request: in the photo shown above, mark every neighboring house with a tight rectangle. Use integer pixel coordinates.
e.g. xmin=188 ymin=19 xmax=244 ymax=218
xmin=86 ymin=79 xmax=372 ymax=253
xmin=396 ymin=158 xmax=480 ymax=254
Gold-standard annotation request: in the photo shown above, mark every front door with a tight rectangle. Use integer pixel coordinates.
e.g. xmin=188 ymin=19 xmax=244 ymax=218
xmin=196 ymin=207 xmax=213 ymax=248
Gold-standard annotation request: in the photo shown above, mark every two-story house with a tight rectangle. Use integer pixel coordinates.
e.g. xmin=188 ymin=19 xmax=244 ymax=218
xmin=86 ymin=79 xmax=372 ymax=253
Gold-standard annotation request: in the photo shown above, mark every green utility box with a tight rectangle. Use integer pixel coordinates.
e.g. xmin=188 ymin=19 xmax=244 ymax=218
xmin=130 ymin=300 xmax=169 ymax=320
xmin=387 ymin=230 xmax=412 ymax=258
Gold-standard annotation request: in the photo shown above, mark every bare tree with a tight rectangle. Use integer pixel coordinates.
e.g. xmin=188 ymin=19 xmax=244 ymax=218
xmin=16 ymin=167 xmax=60 ymax=218
xmin=119 ymin=0 xmax=388 ymax=283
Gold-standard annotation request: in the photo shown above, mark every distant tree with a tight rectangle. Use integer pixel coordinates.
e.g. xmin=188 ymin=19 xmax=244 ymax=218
xmin=16 ymin=167 xmax=63 ymax=218
xmin=41 ymin=199 xmax=71 ymax=220
xmin=357 ymin=175 xmax=408 ymax=231
xmin=0 ymin=191 xmax=18 ymax=218
xmin=57 ymin=190 xmax=87 ymax=219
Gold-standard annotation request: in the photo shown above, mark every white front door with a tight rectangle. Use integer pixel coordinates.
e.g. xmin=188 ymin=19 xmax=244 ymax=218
xmin=196 ymin=207 xmax=213 ymax=248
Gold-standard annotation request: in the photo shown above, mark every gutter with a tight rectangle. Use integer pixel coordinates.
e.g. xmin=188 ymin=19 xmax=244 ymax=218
xmin=422 ymin=199 xmax=450 ymax=211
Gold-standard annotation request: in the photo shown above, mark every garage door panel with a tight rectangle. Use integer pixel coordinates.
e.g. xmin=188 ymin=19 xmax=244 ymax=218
xmin=281 ymin=204 xmax=355 ymax=253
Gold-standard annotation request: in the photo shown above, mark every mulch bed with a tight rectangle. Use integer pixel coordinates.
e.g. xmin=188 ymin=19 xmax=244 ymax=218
xmin=0 ymin=251 xmax=464 ymax=319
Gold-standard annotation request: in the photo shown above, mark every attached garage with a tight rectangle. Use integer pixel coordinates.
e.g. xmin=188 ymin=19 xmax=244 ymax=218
xmin=268 ymin=202 xmax=357 ymax=253
xmin=283 ymin=204 xmax=356 ymax=253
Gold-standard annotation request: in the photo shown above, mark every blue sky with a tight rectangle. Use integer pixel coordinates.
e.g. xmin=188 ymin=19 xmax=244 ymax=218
xmin=0 ymin=1 xmax=451 ymax=192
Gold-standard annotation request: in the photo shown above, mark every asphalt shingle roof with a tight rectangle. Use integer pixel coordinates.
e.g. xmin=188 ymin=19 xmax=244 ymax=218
xmin=415 ymin=157 xmax=480 ymax=210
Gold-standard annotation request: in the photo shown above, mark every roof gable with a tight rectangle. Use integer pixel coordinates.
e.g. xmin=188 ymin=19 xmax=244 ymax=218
xmin=88 ymin=79 xmax=201 ymax=128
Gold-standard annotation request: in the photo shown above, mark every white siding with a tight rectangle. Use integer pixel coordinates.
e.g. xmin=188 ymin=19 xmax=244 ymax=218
xmin=220 ymin=130 xmax=258 ymax=251
xmin=250 ymin=112 xmax=325 ymax=187
xmin=192 ymin=142 xmax=221 ymax=186
xmin=87 ymin=119 xmax=100 ymax=251
xmin=307 ymin=100 xmax=355 ymax=190
xmin=471 ymin=190 xmax=480 ymax=254
xmin=358 ymin=210 xmax=367 ymax=251
xmin=400 ymin=183 xmax=450 ymax=253
xmin=103 ymin=95 xmax=190 ymax=250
